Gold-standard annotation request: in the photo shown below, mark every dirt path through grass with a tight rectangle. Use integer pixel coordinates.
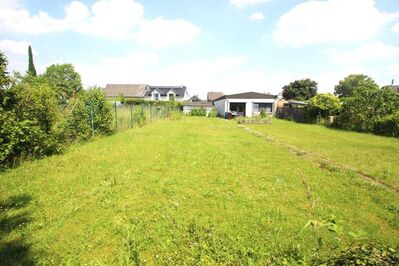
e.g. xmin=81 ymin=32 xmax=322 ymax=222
xmin=238 ymin=124 xmax=399 ymax=194
xmin=247 ymin=119 xmax=399 ymax=190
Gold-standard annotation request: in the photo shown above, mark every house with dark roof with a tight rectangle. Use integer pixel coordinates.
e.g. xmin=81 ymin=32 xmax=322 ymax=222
xmin=144 ymin=86 xmax=188 ymax=101
xmin=105 ymin=84 xmax=189 ymax=102
xmin=213 ymin=92 xmax=278 ymax=118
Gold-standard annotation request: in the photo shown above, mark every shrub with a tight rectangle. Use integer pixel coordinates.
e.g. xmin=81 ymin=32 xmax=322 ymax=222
xmin=133 ymin=105 xmax=146 ymax=127
xmin=190 ymin=107 xmax=207 ymax=116
xmin=67 ymin=87 xmax=113 ymax=140
xmin=373 ymin=111 xmax=399 ymax=137
xmin=208 ymin=108 xmax=218 ymax=117
xmin=308 ymin=93 xmax=341 ymax=119
xmin=0 ymin=81 xmax=67 ymax=168
xmin=334 ymin=87 xmax=399 ymax=133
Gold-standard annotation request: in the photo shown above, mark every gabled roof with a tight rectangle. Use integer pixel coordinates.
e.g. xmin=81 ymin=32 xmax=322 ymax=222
xmin=145 ymin=86 xmax=187 ymax=97
xmin=214 ymin=92 xmax=277 ymax=102
xmin=207 ymin=91 xmax=224 ymax=102
xmin=105 ymin=84 xmax=148 ymax=97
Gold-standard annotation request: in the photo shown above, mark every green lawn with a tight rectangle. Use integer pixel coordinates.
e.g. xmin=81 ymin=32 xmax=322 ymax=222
xmin=248 ymin=119 xmax=399 ymax=190
xmin=1 ymin=117 xmax=398 ymax=264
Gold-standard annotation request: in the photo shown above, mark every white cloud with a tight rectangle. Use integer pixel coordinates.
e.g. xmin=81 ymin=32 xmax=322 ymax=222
xmin=75 ymin=51 xmax=159 ymax=86
xmin=329 ymin=42 xmax=399 ymax=64
xmin=0 ymin=39 xmax=31 ymax=56
xmin=393 ymin=23 xmax=399 ymax=33
xmin=0 ymin=0 xmax=200 ymax=48
xmin=274 ymin=0 xmax=398 ymax=46
xmin=0 ymin=0 xmax=23 ymax=9
xmin=230 ymin=0 xmax=271 ymax=8
xmin=135 ymin=17 xmax=200 ymax=49
xmin=249 ymin=12 xmax=265 ymax=21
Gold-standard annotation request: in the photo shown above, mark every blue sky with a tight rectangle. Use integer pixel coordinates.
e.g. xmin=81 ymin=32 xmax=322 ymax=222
xmin=1 ymin=0 xmax=399 ymax=98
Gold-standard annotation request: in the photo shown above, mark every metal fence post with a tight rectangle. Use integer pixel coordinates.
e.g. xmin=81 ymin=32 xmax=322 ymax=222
xmin=114 ymin=101 xmax=118 ymax=131
xmin=141 ymin=103 xmax=144 ymax=124
xmin=130 ymin=104 xmax=133 ymax=128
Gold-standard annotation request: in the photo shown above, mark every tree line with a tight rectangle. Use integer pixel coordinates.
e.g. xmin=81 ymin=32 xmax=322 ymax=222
xmin=281 ymin=75 xmax=399 ymax=137
xmin=0 ymin=48 xmax=113 ymax=169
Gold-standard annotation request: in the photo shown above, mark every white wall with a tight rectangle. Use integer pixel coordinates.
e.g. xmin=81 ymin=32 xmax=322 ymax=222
xmin=213 ymin=99 xmax=227 ymax=117
xmin=215 ymin=98 xmax=277 ymax=118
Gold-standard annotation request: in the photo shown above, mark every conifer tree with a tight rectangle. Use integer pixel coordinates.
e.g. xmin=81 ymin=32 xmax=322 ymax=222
xmin=28 ymin=45 xmax=37 ymax=76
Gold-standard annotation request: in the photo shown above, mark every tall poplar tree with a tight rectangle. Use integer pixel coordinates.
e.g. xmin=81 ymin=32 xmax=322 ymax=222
xmin=28 ymin=45 xmax=37 ymax=76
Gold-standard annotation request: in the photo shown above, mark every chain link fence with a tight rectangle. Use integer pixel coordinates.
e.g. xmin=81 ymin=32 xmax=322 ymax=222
xmin=112 ymin=102 xmax=178 ymax=132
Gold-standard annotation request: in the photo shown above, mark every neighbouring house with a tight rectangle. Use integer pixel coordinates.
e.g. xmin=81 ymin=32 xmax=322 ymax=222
xmin=183 ymin=96 xmax=213 ymax=115
xmin=213 ymin=92 xmax=278 ymax=118
xmin=105 ymin=84 xmax=149 ymax=99
xmin=105 ymin=84 xmax=189 ymax=102
xmin=207 ymin=91 xmax=224 ymax=102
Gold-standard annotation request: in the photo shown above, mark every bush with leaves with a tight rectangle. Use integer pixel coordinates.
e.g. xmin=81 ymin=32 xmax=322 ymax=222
xmin=190 ymin=107 xmax=207 ymax=116
xmin=334 ymin=87 xmax=399 ymax=133
xmin=43 ymin=63 xmax=83 ymax=102
xmin=308 ymin=93 xmax=341 ymax=121
xmin=208 ymin=107 xmax=218 ymax=117
xmin=67 ymin=87 xmax=113 ymax=140
xmin=133 ymin=105 xmax=146 ymax=127
xmin=0 ymin=80 xmax=67 ymax=168
xmin=373 ymin=111 xmax=399 ymax=137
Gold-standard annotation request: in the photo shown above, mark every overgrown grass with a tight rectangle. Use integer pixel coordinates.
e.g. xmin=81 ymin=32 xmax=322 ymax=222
xmin=248 ymin=118 xmax=399 ymax=190
xmin=0 ymin=117 xmax=398 ymax=264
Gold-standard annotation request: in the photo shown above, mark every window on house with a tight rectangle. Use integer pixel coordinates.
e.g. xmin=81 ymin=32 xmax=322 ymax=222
xmin=253 ymin=103 xmax=272 ymax=113
xmin=168 ymin=93 xmax=175 ymax=100
xmin=153 ymin=94 xmax=160 ymax=101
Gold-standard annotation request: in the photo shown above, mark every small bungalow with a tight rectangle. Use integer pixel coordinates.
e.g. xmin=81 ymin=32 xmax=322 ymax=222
xmin=213 ymin=92 xmax=278 ymax=118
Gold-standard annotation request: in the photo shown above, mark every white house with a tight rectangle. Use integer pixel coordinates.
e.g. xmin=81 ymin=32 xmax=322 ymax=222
xmin=144 ymin=86 xmax=189 ymax=102
xmin=213 ymin=92 xmax=278 ymax=118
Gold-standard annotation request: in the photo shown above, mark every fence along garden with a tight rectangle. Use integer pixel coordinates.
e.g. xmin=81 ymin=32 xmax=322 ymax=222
xmin=112 ymin=102 xmax=181 ymax=131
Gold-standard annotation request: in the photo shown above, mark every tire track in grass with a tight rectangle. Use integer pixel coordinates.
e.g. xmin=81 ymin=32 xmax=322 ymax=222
xmin=238 ymin=125 xmax=399 ymax=194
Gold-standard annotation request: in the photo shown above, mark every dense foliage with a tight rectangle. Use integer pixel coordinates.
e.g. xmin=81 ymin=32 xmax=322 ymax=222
xmin=308 ymin=93 xmax=341 ymax=120
xmin=208 ymin=107 xmax=218 ymax=117
xmin=67 ymin=87 xmax=114 ymax=140
xmin=0 ymin=52 xmax=113 ymax=169
xmin=43 ymin=64 xmax=83 ymax=101
xmin=334 ymin=74 xmax=378 ymax=98
xmin=334 ymin=86 xmax=399 ymax=133
xmin=190 ymin=107 xmax=207 ymax=116
xmin=282 ymin=78 xmax=318 ymax=100
xmin=120 ymin=97 xmax=183 ymax=109
xmin=373 ymin=111 xmax=399 ymax=137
